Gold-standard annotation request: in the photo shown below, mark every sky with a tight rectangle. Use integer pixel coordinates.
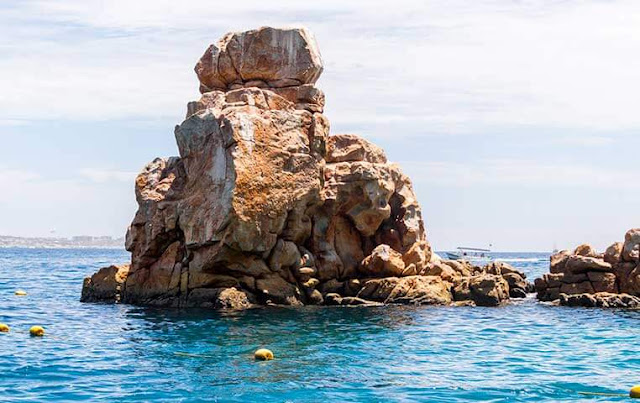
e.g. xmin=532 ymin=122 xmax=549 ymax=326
xmin=1 ymin=0 xmax=640 ymax=251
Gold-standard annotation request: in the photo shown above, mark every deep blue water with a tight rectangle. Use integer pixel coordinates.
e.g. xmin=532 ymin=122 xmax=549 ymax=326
xmin=1 ymin=248 xmax=639 ymax=402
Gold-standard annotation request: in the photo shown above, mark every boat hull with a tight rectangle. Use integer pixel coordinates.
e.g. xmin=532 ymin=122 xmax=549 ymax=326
xmin=445 ymin=252 xmax=493 ymax=263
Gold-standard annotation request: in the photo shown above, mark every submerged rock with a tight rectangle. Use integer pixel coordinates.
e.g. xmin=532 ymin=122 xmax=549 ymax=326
xmin=82 ymin=26 xmax=530 ymax=309
xmin=535 ymin=229 xmax=640 ymax=308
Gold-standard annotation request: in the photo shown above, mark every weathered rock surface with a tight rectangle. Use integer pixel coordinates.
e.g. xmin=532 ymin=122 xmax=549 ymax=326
xmin=81 ymin=264 xmax=130 ymax=303
xmin=558 ymin=292 xmax=640 ymax=308
xmin=195 ymin=27 xmax=323 ymax=93
xmin=535 ymin=230 xmax=640 ymax=308
xmin=453 ymin=274 xmax=510 ymax=307
xmin=357 ymin=276 xmax=452 ymax=305
xmin=82 ymin=27 xmax=531 ymax=309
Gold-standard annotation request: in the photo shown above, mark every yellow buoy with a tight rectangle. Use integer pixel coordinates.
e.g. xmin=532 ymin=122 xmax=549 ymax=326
xmin=254 ymin=349 xmax=274 ymax=361
xmin=15 ymin=290 xmax=27 ymax=296
xmin=631 ymin=385 xmax=640 ymax=399
xmin=29 ymin=326 xmax=45 ymax=337
xmin=0 ymin=323 xmax=9 ymax=333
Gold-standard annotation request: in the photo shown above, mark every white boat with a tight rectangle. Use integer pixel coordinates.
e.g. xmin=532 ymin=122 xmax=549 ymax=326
xmin=446 ymin=247 xmax=493 ymax=262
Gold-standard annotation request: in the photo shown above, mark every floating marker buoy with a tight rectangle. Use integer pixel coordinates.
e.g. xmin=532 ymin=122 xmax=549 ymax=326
xmin=29 ymin=326 xmax=45 ymax=337
xmin=631 ymin=386 xmax=640 ymax=399
xmin=15 ymin=290 xmax=27 ymax=296
xmin=0 ymin=323 xmax=9 ymax=333
xmin=254 ymin=349 xmax=274 ymax=361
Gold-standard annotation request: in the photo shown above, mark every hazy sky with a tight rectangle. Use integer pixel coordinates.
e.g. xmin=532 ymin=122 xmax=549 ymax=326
xmin=2 ymin=0 xmax=640 ymax=251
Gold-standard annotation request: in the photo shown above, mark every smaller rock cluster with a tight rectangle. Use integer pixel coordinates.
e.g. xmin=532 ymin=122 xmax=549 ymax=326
xmin=322 ymin=258 xmax=532 ymax=307
xmin=534 ymin=228 xmax=640 ymax=308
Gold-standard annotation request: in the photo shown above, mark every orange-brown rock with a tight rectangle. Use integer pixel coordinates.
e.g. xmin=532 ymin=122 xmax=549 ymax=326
xmin=604 ymin=242 xmax=623 ymax=264
xmin=453 ymin=274 xmax=510 ymax=307
xmin=357 ymin=276 xmax=452 ymax=305
xmin=574 ymin=243 xmax=597 ymax=257
xmin=195 ymin=27 xmax=323 ymax=92
xmin=81 ymin=264 xmax=130 ymax=303
xmin=81 ymin=27 xmax=528 ymax=309
xmin=550 ymin=249 xmax=571 ymax=274
xmin=622 ymin=229 xmax=640 ymax=262
xmin=359 ymin=245 xmax=406 ymax=277
xmin=536 ymin=232 xmax=640 ymax=308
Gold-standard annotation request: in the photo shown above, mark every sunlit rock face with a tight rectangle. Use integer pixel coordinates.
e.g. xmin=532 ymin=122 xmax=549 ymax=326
xmin=534 ymin=228 xmax=640 ymax=308
xmin=194 ymin=27 xmax=323 ymax=93
xmin=81 ymin=26 xmax=529 ymax=309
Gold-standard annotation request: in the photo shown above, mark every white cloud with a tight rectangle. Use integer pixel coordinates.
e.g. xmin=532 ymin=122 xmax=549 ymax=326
xmin=400 ymin=159 xmax=639 ymax=188
xmin=0 ymin=119 xmax=30 ymax=127
xmin=0 ymin=169 xmax=41 ymax=189
xmin=79 ymin=168 xmax=137 ymax=183
xmin=1 ymin=0 xmax=640 ymax=134
xmin=552 ymin=135 xmax=615 ymax=147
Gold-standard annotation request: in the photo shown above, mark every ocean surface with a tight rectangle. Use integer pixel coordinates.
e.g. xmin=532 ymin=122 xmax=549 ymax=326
xmin=1 ymin=248 xmax=639 ymax=402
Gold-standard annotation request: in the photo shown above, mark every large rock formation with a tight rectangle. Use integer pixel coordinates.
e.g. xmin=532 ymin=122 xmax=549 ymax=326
xmin=535 ymin=228 xmax=640 ymax=308
xmin=82 ymin=26 xmax=530 ymax=309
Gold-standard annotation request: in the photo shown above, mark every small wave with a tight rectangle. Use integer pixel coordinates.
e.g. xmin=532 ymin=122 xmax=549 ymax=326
xmin=494 ymin=258 xmax=547 ymax=263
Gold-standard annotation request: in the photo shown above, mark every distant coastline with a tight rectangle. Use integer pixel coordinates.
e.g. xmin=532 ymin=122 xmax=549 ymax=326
xmin=0 ymin=235 xmax=125 ymax=250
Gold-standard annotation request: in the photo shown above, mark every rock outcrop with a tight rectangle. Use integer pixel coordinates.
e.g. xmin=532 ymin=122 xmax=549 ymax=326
xmin=81 ymin=264 xmax=130 ymax=303
xmin=535 ymin=229 xmax=640 ymax=308
xmin=82 ymin=26 xmax=531 ymax=309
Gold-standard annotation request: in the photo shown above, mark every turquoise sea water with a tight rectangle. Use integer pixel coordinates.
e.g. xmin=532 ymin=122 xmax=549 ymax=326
xmin=1 ymin=248 xmax=639 ymax=402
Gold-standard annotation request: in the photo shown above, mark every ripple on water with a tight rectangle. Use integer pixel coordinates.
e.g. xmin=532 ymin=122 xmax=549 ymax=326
xmin=0 ymin=249 xmax=639 ymax=402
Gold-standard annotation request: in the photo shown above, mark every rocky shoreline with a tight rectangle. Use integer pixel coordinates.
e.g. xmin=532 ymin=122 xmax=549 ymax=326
xmin=81 ymin=26 xmax=535 ymax=310
xmin=82 ymin=258 xmax=533 ymax=308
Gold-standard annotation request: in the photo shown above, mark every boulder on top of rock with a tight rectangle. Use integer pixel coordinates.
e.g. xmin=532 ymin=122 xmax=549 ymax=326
xmin=195 ymin=26 xmax=323 ymax=92
xmin=622 ymin=228 xmax=640 ymax=262
xmin=550 ymin=250 xmax=572 ymax=274
xmin=574 ymin=243 xmax=598 ymax=257
xmin=604 ymin=242 xmax=623 ymax=264
xmin=565 ymin=255 xmax=612 ymax=274
xmin=326 ymin=134 xmax=387 ymax=164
